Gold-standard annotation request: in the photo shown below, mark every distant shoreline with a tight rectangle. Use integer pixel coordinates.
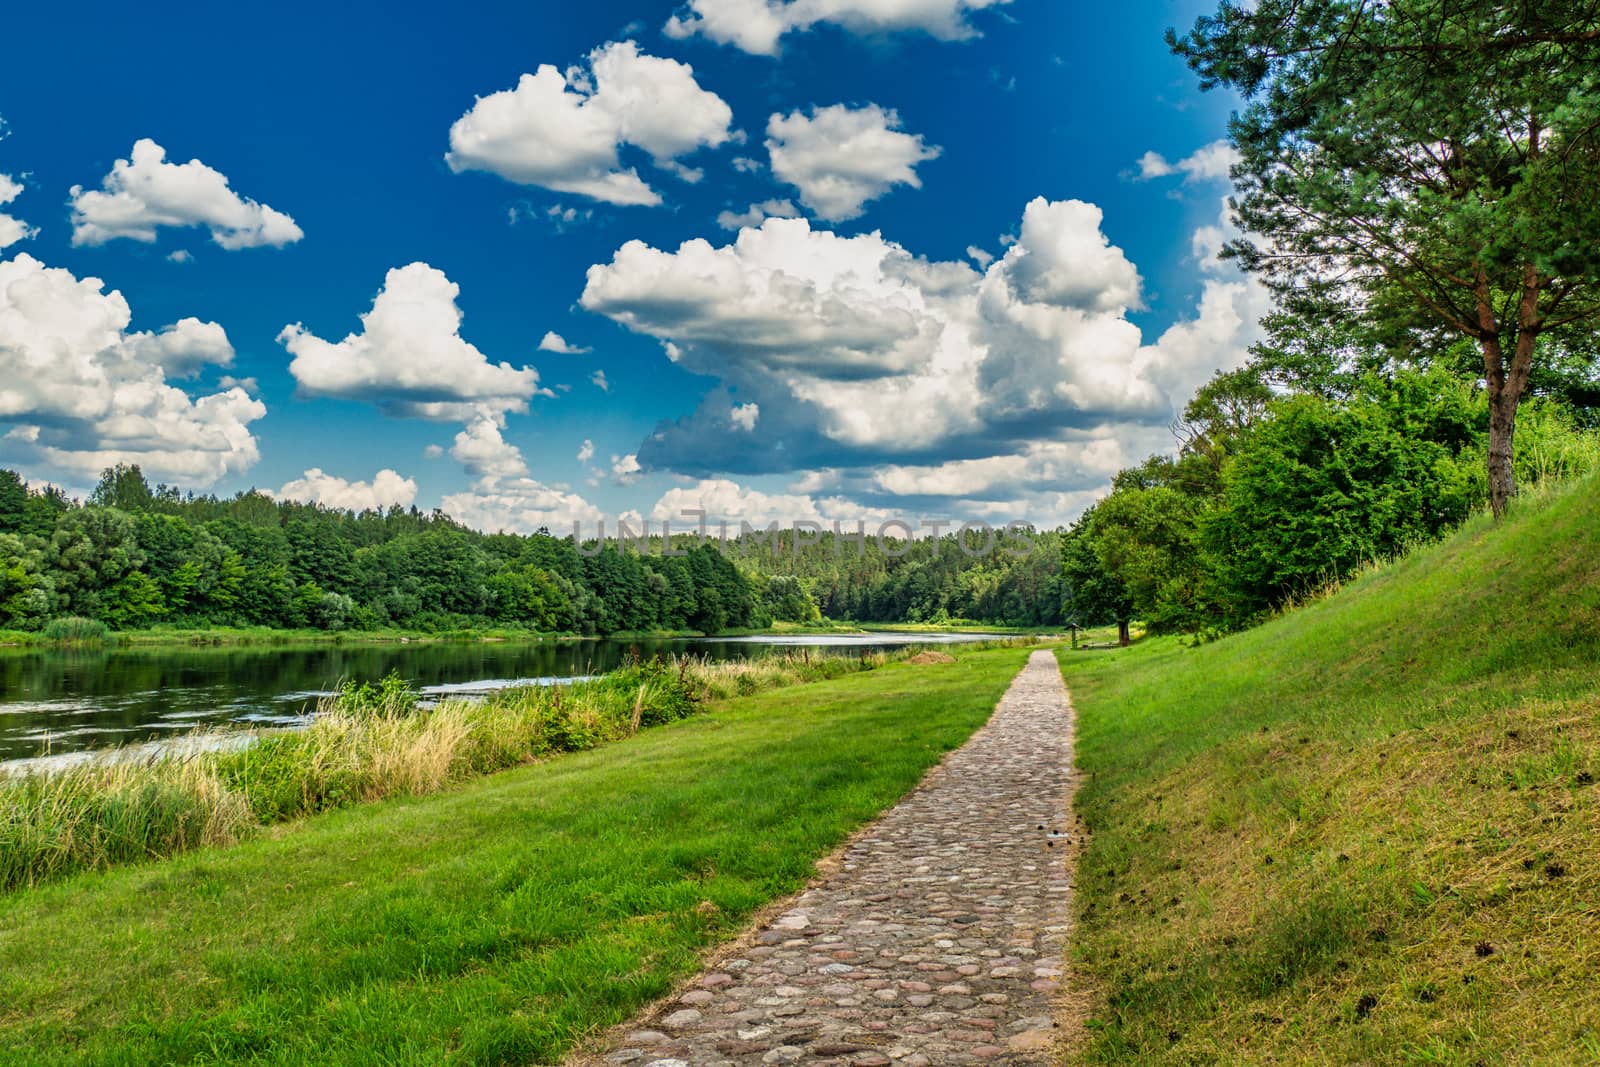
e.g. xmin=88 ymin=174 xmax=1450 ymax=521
xmin=0 ymin=619 xmax=1053 ymax=651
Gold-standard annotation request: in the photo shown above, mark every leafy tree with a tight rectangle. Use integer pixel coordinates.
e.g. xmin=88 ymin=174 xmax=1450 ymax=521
xmin=0 ymin=533 xmax=50 ymax=628
xmin=1172 ymin=0 xmax=1600 ymax=516
xmin=1173 ymin=367 xmax=1274 ymax=463
xmin=89 ymin=464 xmax=155 ymax=512
xmin=763 ymin=574 xmax=819 ymax=623
xmin=1203 ymin=373 xmax=1484 ymax=621
xmin=1090 ymin=479 xmax=1213 ymax=635
xmin=45 ymin=508 xmax=147 ymax=619
xmin=101 ymin=571 xmax=166 ymax=629
xmin=21 ymin=485 xmax=69 ymax=539
xmin=1060 ymin=514 xmax=1134 ymax=645
xmin=0 ymin=470 xmax=27 ymax=535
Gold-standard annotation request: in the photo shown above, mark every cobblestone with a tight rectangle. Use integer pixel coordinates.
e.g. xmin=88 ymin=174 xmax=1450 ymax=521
xmin=586 ymin=650 xmax=1076 ymax=1065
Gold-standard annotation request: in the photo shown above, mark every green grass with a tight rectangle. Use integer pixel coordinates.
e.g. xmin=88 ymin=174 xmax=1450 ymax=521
xmin=0 ymin=652 xmax=907 ymax=893
xmin=0 ymin=645 xmax=1031 ymax=1065
xmin=1058 ymin=478 xmax=1600 ymax=1064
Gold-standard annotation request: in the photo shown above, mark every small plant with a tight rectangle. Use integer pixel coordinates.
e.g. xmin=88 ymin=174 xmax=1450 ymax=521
xmin=336 ymin=670 xmax=420 ymax=715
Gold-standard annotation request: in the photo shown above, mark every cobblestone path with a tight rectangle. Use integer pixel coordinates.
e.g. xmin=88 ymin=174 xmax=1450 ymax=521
xmin=594 ymin=649 xmax=1077 ymax=1066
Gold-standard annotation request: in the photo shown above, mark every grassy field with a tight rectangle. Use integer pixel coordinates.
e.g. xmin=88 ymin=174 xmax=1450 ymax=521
xmin=1057 ymin=479 xmax=1600 ymax=1064
xmin=0 ymin=644 xmax=1031 ymax=1066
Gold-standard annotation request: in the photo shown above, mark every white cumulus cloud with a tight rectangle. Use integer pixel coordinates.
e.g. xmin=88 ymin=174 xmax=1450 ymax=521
xmin=767 ymin=104 xmax=940 ymax=221
xmin=576 ymin=438 xmax=595 ymax=462
xmin=581 ymin=195 xmax=1267 ymax=515
xmin=122 ymin=317 xmax=234 ymax=379
xmin=1135 ymin=140 xmax=1240 ymax=183
xmin=648 ymin=477 xmax=900 ymax=529
xmin=611 ymin=452 xmax=642 ymax=484
xmin=538 ymin=330 xmax=591 ymax=354
xmin=69 ymin=139 xmax=303 ymax=249
xmin=716 ymin=198 xmax=799 ymax=231
xmin=0 ymin=172 xmax=37 ymax=250
xmin=730 ymin=402 xmax=759 ymax=431
xmin=0 ymin=252 xmax=264 ymax=485
xmin=664 ymin=0 xmax=1012 ymax=55
xmin=445 ymin=40 xmax=734 ymax=207
xmin=442 ymin=477 xmax=605 ymax=535
xmin=450 ymin=413 xmax=531 ymax=479
xmin=280 ymin=262 xmax=549 ymax=420
xmin=276 ymin=468 xmax=418 ymax=512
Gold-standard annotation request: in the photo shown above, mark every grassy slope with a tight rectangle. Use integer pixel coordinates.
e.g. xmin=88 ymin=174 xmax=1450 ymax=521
xmin=0 ymin=646 xmax=1030 ymax=1066
xmin=1058 ymin=480 xmax=1600 ymax=1065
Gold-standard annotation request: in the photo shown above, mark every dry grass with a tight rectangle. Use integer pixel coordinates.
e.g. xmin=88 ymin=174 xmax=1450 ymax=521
xmin=1067 ymin=702 xmax=1600 ymax=1063
xmin=1060 ymin=475 xmax=1600 ymax=1064
xmin=0 ymin=650 xmax=925 ymax=893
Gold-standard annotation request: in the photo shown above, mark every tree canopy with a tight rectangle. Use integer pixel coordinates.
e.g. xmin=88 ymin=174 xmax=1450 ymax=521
xmin=1171 ymin=0 xmax=1600 ymax=515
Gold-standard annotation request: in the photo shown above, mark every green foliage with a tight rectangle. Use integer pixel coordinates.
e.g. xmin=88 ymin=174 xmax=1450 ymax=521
xmin=38 ymin=617 xmax=111 ymax=645
xmin=761 ymin=574 xmax=820 ymax=622
xmin=88 ymin=463 xmax=154 ymax=512
xmin=0 ymin=470 xmax=26 ymax=535
xmin=1072 ymin=367 xmax=1600 ymax=635
xmin=335 ymin=670 xmax=420 ymax=715
xmin=1 ymin=649 xmax=907 ymax=887
xmin=0 ymin=466 xmax=787 ymax=636
xmin=1203 ymin=371 xmax=1485 ymax=622
xmin=1170 ymin=0 xmax=1600 ymax=514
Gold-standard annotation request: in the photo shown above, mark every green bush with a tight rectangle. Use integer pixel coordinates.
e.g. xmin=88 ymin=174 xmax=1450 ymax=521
xmin=39 ymin=616 xmax=112 ymax=645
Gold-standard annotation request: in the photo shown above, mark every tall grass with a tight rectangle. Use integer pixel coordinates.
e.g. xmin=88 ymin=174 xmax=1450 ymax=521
xmin=38 ymin=616 xmax=113 ymax=646
xmin=0 ymin=649 xmax=914 ymax=893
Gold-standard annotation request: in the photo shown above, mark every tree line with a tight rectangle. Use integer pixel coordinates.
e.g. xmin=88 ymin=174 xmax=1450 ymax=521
xmin=0 ymin=467 xmax=762 ymax=635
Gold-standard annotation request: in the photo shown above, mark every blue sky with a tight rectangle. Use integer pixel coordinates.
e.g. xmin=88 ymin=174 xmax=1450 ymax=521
xmin=0 ymin=0 xmax=1258 ymax=533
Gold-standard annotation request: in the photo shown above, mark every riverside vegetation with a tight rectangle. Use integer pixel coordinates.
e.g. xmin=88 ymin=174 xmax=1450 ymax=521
xmin=0 ymin=646 xmax=944 ymax=894
xmin=0 ymin=643 xmax=1034 ymax=1065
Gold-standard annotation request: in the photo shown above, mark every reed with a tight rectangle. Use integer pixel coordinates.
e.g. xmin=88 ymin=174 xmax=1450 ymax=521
xmin=0 ymin=648 xmax=921 ymax=892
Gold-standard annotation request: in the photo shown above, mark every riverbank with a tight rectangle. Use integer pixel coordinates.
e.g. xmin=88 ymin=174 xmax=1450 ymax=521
xmin=0 ymin=618 xmax=1015 ymax=651
xmin=4 ymin=647 xmax=955 ymax=891
xmin=1057 ymin=481 xmax=1600 ymax=1063
xmin=0 ymin=645 xmax=1035 ymax=1065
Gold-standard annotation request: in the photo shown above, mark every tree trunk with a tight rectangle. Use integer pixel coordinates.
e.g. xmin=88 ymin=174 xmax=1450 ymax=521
xmin=1475 ymin=260 xmax=1541 ymax=521
xmin=1117 ymin=619 xmax=1131 ymax=647
xmin=1487 ymin=388 xmax=1518 ymax=519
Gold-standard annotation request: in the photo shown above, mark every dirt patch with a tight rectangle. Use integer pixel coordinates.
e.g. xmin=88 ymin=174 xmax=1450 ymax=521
xmin=906 ymin=651 xmax=956 ymax=664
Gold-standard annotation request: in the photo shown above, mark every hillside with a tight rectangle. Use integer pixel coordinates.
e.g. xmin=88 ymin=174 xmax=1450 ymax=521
xmin=1058 ymin=479 xmax=1600 ymax=1063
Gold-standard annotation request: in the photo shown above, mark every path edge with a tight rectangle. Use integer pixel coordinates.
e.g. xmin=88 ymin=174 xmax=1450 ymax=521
xmin=563 ymin=647 xmax=1050 ymax=1067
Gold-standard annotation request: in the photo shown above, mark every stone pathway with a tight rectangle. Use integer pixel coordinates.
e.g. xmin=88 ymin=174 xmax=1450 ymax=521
xmin=592 ymin=649 xmax=1078 ymax=1066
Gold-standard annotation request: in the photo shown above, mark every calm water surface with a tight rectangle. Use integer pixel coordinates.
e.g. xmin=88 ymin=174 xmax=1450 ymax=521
xmin=0 ymin=631 xmax=1004 ymax=764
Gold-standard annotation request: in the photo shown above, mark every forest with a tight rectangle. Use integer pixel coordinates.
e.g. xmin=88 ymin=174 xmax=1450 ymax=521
xmin=4 ymin=338 xmax=1597 ymax=640
xmin=0 ymin=466 xmax=764 ymax=636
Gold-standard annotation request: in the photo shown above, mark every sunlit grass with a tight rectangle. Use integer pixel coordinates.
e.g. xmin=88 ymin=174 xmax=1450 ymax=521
xmin=1058 ymin=476 xmax=1600 ymax=1064
xmin=0 ymin=649 xmax=921 ymax=892
xmin=0 ymin=645 xmax=1031 ymax=1065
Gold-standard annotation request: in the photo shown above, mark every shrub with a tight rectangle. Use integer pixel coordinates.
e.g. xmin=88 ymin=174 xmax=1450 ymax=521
xmin=40 ymin=617 xmax=112 ymax=645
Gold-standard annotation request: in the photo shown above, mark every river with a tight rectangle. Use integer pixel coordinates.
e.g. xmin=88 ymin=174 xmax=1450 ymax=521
xmin=0 ymin=631 xmax=1006 ymax=765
